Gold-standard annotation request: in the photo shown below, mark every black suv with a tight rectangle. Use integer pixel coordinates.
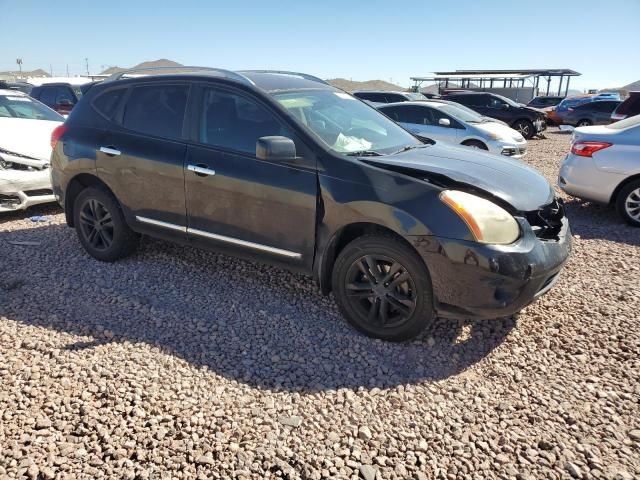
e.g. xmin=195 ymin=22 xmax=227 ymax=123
xmin=443 ymin=92 xmax=547 ymax=139
xmin=51 ymin=68 xmax=571 ymax=341
xmin=30 ymin=82 xmax=97 ymax=115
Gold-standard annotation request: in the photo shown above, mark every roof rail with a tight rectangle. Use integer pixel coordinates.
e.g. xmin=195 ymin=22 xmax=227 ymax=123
xmin=105 ymin=66 xmax=255 ymax=86
xmin=238 ymin=70 xmax=328 ymax=85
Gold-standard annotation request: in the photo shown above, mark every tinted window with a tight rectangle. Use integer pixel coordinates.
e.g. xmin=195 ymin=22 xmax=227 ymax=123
xmin=200 ymin=88 xmax=292 ymax=154
xmin=93 ymin=89 xmax=125 ymax=119
xmin=393 ymin=105 xmax=433 ymax=125
xmin=385 ymin=93 xmax=407 ymax=103
xmin=595 ymin=101 xmax=619 ymax=112
xmin=453 ymin=95 xmax=486 ymax=107
xmin=122 ymin=84 xmax=188 ymax=140
xmin=38 ymin=87 xmax=57 ymax=107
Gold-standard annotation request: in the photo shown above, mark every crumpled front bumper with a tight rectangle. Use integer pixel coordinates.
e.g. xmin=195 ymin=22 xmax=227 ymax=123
xmin=411 ymin=216 xmax=572 ymax=320
xmin=0 ymin=168 xmax=55 ymax=212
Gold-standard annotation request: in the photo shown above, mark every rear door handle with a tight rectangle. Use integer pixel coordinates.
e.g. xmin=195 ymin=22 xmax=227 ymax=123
xmin=99 ymin=146 xmax=121 ymax=156
xmin=187 ymin=164 xmax=216 ymax=177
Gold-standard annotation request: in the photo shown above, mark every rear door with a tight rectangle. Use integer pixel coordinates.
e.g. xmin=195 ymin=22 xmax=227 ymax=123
xmin=184 ymin=84 xmax=318 ymax=269
xmin=97 ymin=82 xmax=190 ymax=235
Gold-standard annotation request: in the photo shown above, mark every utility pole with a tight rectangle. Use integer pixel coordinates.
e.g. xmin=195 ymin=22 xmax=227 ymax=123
xmin=85 ymin=58 xmax=89 ymax=76
xmin=16 ymin=58 xmax=22 ymax=77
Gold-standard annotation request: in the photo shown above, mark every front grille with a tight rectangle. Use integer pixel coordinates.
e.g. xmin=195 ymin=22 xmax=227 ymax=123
xmin=24 ymin=189 xmax=53 ymax=197
xmin=526 ymin=197 xmax=564 ymax=240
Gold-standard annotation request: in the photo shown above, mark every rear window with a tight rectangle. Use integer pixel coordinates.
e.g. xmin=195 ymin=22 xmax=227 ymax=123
xmin=93 ymin=88 xmax=125 ymax=119
xmin=122 ymin=84 xmax=189 ymax=140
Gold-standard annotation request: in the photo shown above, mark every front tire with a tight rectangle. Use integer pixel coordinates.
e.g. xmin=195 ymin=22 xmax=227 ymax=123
xmin=331 ymin=234 xmax=435 ymax=341
xmin=512 ymin=119 xmax=535 ymax=139
xmin=74 ymin=187 xmax=140 ymax=261
xmin=616 ymin=180 xmax=640 ymax=227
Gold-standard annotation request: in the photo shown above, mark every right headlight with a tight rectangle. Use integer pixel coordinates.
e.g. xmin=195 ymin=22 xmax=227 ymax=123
xmin=440 ymin=190 xmax=520 ymax=245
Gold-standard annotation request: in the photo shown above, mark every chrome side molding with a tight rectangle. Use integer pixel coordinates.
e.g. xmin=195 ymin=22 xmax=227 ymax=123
xmin=134 ymin=216 xmax=301 ymax=259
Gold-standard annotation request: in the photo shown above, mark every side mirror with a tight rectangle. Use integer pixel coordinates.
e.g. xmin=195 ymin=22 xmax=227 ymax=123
xmin=438 ymin=118 xmax=451 ymax=127
xmin=256 ymin=136 xmax=296 ymax=162
xmin=499 ymin=103 xmax=509 ymax=109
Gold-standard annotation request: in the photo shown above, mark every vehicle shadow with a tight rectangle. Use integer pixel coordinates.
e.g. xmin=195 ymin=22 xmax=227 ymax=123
xmin=563 ymin=197 xmax=640 ymax=246
xmin=1 ymin=223 xmax=516 ymax=392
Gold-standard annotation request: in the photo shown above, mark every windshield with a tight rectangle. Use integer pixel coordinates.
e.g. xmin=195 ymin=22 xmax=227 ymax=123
xmin=432 ymin=103 xmax=483 ymax=123
xmin=0 ymin=94 xmax=64 ymax=121
xmin=606 ymin=114 xmax=640 ymax=130
xmin=272 ymin=89 xmax=421 ymax=154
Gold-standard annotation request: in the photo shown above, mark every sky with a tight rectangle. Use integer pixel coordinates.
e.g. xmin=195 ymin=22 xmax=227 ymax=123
xmin=1 ymin=0 xmax=639 ymax=91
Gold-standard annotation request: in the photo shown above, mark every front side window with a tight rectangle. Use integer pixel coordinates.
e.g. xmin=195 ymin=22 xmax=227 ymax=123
xmin=0 ymin=94 xmax=64 ymax=121
xmin=455 ymin=95 xmax=486 ymax=107
xmin=272 ymin=89 xmax=420 ymax=154
xmin=199 ymin=88 xmax=292 ymax=154
xmin=122 ymin=84 xmax=189 ymax=140
xmin=385 ymin=93 xmax=407 ymax=103
xmin=393 ymin=105 xmax=433 ymax=125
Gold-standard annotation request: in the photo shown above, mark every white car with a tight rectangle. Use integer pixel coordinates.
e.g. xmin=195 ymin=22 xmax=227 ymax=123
xmin=559 ymin=115 xmax=640 ymax=226
xmin=378 ymin=101 xmax=527 ymax=158
xmin=0 ymin=89 xmax=64 ymax=212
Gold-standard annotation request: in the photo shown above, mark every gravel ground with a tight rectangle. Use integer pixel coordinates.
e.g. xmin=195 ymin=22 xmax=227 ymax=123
xmin=1 ymin=128 xmax=639 ymax=479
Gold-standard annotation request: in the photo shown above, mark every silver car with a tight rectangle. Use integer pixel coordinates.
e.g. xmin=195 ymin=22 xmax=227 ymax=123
xmin=378 ymin=101 xmax=527 ymax=158
xmin=558 ymin=114 xmax=640 ymax=226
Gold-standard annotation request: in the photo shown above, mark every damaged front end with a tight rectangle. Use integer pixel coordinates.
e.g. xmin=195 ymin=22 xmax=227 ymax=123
xmin=0 ymin=147 xmax=55 ymax=212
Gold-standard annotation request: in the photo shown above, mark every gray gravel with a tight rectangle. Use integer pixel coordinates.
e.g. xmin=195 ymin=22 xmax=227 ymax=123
xmin=1 ymin=128 xmax=639 ymax=479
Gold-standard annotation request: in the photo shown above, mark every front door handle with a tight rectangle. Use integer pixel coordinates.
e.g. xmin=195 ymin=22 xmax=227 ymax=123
xmin=99 ymin=146 xmax=121 ymax=156
xmin=187 ymin=164 xmax=216 ymax=177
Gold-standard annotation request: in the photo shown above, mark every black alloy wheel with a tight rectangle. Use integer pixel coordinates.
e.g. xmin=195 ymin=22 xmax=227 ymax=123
xmin=332 ymin=234 xmax=434 ymax=341
xmin=345 ymin=254 xmax=417 ymax=329
xmin=73 ymin=187 xmax=139 ymax=262
xmin=78 ymin=198 xmax=114 ymax=251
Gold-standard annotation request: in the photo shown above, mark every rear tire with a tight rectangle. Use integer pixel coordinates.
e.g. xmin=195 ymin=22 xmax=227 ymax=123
xmin=74 ymin=187 xmax=140 ymax=261
xmin=462 ymin=139 xmax=488 ymax=150
xmin=512 ymin=119 xmax=535 ymax=139
xmin=577 ymin=119 xmax=592 ymax=127
xmin=331 ymin=234 xmax=435 ymax=341
xmin=616 ymin=180 xmax=640 ymax=227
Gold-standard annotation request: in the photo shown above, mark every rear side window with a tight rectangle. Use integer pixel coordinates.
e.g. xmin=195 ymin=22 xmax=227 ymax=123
xmin=385 ymin=93 xmax=407 ymax=103
xmin=92 ymin=88 xmax=125 ymax=119
xmin=454 ymin=95 xmax=485 ymax=107
xmin=38 ymin=87 xmax=57 ymax=106
xmin=122 ymin=85 xmax=189 ymax=140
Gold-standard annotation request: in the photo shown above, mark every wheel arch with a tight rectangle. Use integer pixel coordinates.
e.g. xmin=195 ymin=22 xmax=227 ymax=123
xmin=610 ymin=173 xmax=640 ymax=205
xmin=315 ymin=222 xmax=426 ymax=295
xmin=64 ymin=173 xmax=116 ymax=227
xmin=460 ymin=138 xmax=488 ymax=149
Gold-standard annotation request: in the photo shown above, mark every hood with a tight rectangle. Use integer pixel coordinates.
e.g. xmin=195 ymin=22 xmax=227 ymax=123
xmin=0 ymin=118 xmax=62 ymax=162
xmin=474 ymin=122 xmax=525 ymax=143
xmin=366 ymin=143 xmax=554 ymax=212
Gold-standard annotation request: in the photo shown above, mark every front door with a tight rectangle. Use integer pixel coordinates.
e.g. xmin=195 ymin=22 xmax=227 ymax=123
xmin=97 ymin=83 xmax=190 ymax=235
xmin=184 ymin=85 xmax=317 ymax=269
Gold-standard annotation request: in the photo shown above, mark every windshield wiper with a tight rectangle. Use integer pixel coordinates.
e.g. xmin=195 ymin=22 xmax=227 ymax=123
xmin=345 ymin=150 xmax=383 ymax=157
xmin=391 ymin=143 xmax=430 ymax=155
